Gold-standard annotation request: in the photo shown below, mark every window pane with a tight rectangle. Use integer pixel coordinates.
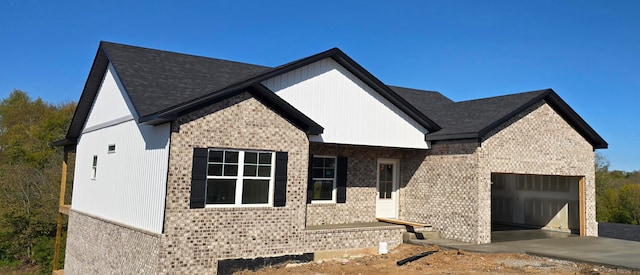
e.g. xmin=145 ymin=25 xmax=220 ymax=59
xmin=312 ymin=180 xmax=333 ymax=200
xmin=386 ymin=181 xmax=392 ymax=198
xmin=258 ymin=166 xmax=271 ymax=177
xmin=224 ymin=164 xmax=238 ymax=176
xmin=207 ymin=179 xmax=236 ymax=204
xmin=242 ymin=179 xmax=269 ymax=204
xmin=313 ymin=158 xmax=324 ymax=168
xmin=258 ymin=153 xmax=272 ymax=164
xmin=208 ymin=164 xmax=222 ymax=176
xmin=324 ymin=168 xmax=334 ymax=178
xmin=312 ymin=168 xmax=324 ymax=179
xmin=225 ymin=151 xmax=239 ymax=163
xmin=245 ymin=152 xmax=258 ymax=164
xmin=379 ymin=164 xmax=393 ymax=181
xmin=209 ymin=150 xmax=223 ymax=162
xmin=379 ymin=181 xmax=392 ymax=199
xmin=323 ymin=158 xmax=335 ymax=168
xmin=244 ymin=165 xmax=257 ymax=176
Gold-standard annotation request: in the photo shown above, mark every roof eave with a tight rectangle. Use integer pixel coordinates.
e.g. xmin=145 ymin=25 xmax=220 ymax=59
xmin=249 ymin=84 xmax=324 ymax=135
xmin=425 ymin=132 xmax=480 ymax=141
xmin=138 ymin=115 xmax=173 ymax=125
xmin=52 ymin=138 xmax=75 ymax=147
xmin=141 ymin=84 xmax=324 ymax=135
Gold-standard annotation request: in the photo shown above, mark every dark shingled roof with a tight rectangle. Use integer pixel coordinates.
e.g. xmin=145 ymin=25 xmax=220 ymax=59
xmin=394 ymin=87 xmax=608 ymax=149
xmin=101 ymin=42 xmax=273 ymax=117
xmin=55 ymin=42 xmax=440 ymax=148
xmin=388 ymin=86 xmax=454 ymax=121
xmin=54 ymin=41 xmax=607 ymax=150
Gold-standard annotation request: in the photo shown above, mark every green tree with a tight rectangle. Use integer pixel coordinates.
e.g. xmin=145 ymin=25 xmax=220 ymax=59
xmin=595 ymin=152 xmax=640 ymax=224
xmin=595 ymin=152 xmax=614 ymax=221
xmin=619 ymin=184 xmax=640 ymax=225
xmin=0 ymin=90 xmax=74 ymax=272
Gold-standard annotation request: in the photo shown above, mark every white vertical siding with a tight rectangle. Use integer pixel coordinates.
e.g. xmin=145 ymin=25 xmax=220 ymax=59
xmin=85 ymin=64 xmax=138 ymax=128
xmin=71 ymin=64 xmax=169 ymax=234
xmin=262 ymin=58 xmax=429 ymax=149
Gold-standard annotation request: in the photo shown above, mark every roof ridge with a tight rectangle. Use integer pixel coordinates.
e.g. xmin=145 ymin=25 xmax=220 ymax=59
xmin=454 ymin=89 xmax=551 ymax=104
xmin=100 ymin=41 xmax=273 ymax=70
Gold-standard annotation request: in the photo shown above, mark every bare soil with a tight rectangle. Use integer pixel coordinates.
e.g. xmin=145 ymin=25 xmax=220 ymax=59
xmin=234 ymin=244 xmax=635 ymax=275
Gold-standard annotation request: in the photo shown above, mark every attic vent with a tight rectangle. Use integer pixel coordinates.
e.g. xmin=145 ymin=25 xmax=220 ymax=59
xmin=108 ymin=144 xmax=116 ymax=154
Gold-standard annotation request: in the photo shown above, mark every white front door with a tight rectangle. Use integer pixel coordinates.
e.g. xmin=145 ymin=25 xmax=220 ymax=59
xmin=376 ymin=159 xmax=399 ymax=218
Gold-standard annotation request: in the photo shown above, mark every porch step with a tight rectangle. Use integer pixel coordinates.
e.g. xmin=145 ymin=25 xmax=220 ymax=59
xmin=376 ymin=217 xmax=431 ymax=228
xmin=403 ymin=230 xmax=441 ymax=242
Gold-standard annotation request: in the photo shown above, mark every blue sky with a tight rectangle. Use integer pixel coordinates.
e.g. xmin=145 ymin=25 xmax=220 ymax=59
xmin=1 ymin=1 xmax=638 ymax=171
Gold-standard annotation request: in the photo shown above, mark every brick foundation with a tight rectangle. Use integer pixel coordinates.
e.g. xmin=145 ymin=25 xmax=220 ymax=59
xmin=64 ymin=210 xmax=160 ymax=274
xmin=304 ymin=225 xmax=404 ymax=252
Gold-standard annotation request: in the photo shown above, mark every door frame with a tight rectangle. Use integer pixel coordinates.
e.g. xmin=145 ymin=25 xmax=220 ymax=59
xmin=376 ymin=158 xmax=400 ymax=218
xmin=579 ymin=177 xmax=585 ymax=236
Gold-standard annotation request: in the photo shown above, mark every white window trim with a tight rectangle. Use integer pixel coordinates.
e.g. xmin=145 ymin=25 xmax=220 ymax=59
xmin=107 ymin=144 xmax=116 ymax=154
xmin=311 ymin=155 xmax=337 ymax=204
xmin=91 ymin=155 xmax=98 ymax=180
xmin=205 ymin=149 xmax=276 ymax=208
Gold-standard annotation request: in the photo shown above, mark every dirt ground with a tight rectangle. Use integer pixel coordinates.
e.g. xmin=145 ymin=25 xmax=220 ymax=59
xmin=234 ymin=244 xmax=635 ymax=275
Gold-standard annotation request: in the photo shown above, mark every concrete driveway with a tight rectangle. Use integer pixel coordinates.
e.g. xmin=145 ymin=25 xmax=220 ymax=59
xmin=409 ymin=230 xmax=640 ymax=270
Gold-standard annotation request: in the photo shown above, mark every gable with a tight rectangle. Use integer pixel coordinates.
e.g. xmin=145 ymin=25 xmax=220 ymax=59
xmin=83 ymin=64 xmax=137 ymax=132
xmin=262 ymin=58 xmax=430 ymax=149
xmin=483 ymin=102 xmax=595 ymax=174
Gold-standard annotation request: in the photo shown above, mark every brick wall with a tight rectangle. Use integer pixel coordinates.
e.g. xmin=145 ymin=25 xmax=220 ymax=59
xmin=159 ymin=92 xmax=310 ymax=274
xmin=402 ymin=141 xmax=484 ymax=243
xmin=64 ymin=210 xmax=160 ymax=275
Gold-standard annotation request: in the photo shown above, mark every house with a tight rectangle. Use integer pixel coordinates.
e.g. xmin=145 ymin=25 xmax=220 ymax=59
xmin=52 ymin=42 xmax=607 ymax=274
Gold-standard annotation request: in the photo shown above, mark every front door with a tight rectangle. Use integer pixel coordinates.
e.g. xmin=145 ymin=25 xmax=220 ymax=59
xmin=376 ymin=159 xmax=399 ymax=218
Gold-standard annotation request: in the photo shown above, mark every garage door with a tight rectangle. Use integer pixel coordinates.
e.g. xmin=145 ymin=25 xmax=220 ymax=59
xmin=491 ymin=173 xmax=583 ymax=234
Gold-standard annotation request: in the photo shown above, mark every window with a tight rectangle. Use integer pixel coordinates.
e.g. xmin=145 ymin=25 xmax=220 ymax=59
xmin=108 ymin=144 xmax=116 ymax=154
xmin=205 ymin=149 xmax=275 ymax=206
xmin=378 ymin=164 xmax=393 ymax=199
xmin=311 ymin=156 xmax=336 ymax=202
xmin=91 ymin=155 xmax=98 ymax=179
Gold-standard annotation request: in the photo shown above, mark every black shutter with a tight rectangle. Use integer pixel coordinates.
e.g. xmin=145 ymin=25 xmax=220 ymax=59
xmin=306 ymin=154 xmax=314 ymax=204
xmin=190 ymin=148 xmax=208 ymax=209
xmin=336 ymin=156 xmax=348 ymax=203
xmin=273 ymin=152 xmax=288 ymax=207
